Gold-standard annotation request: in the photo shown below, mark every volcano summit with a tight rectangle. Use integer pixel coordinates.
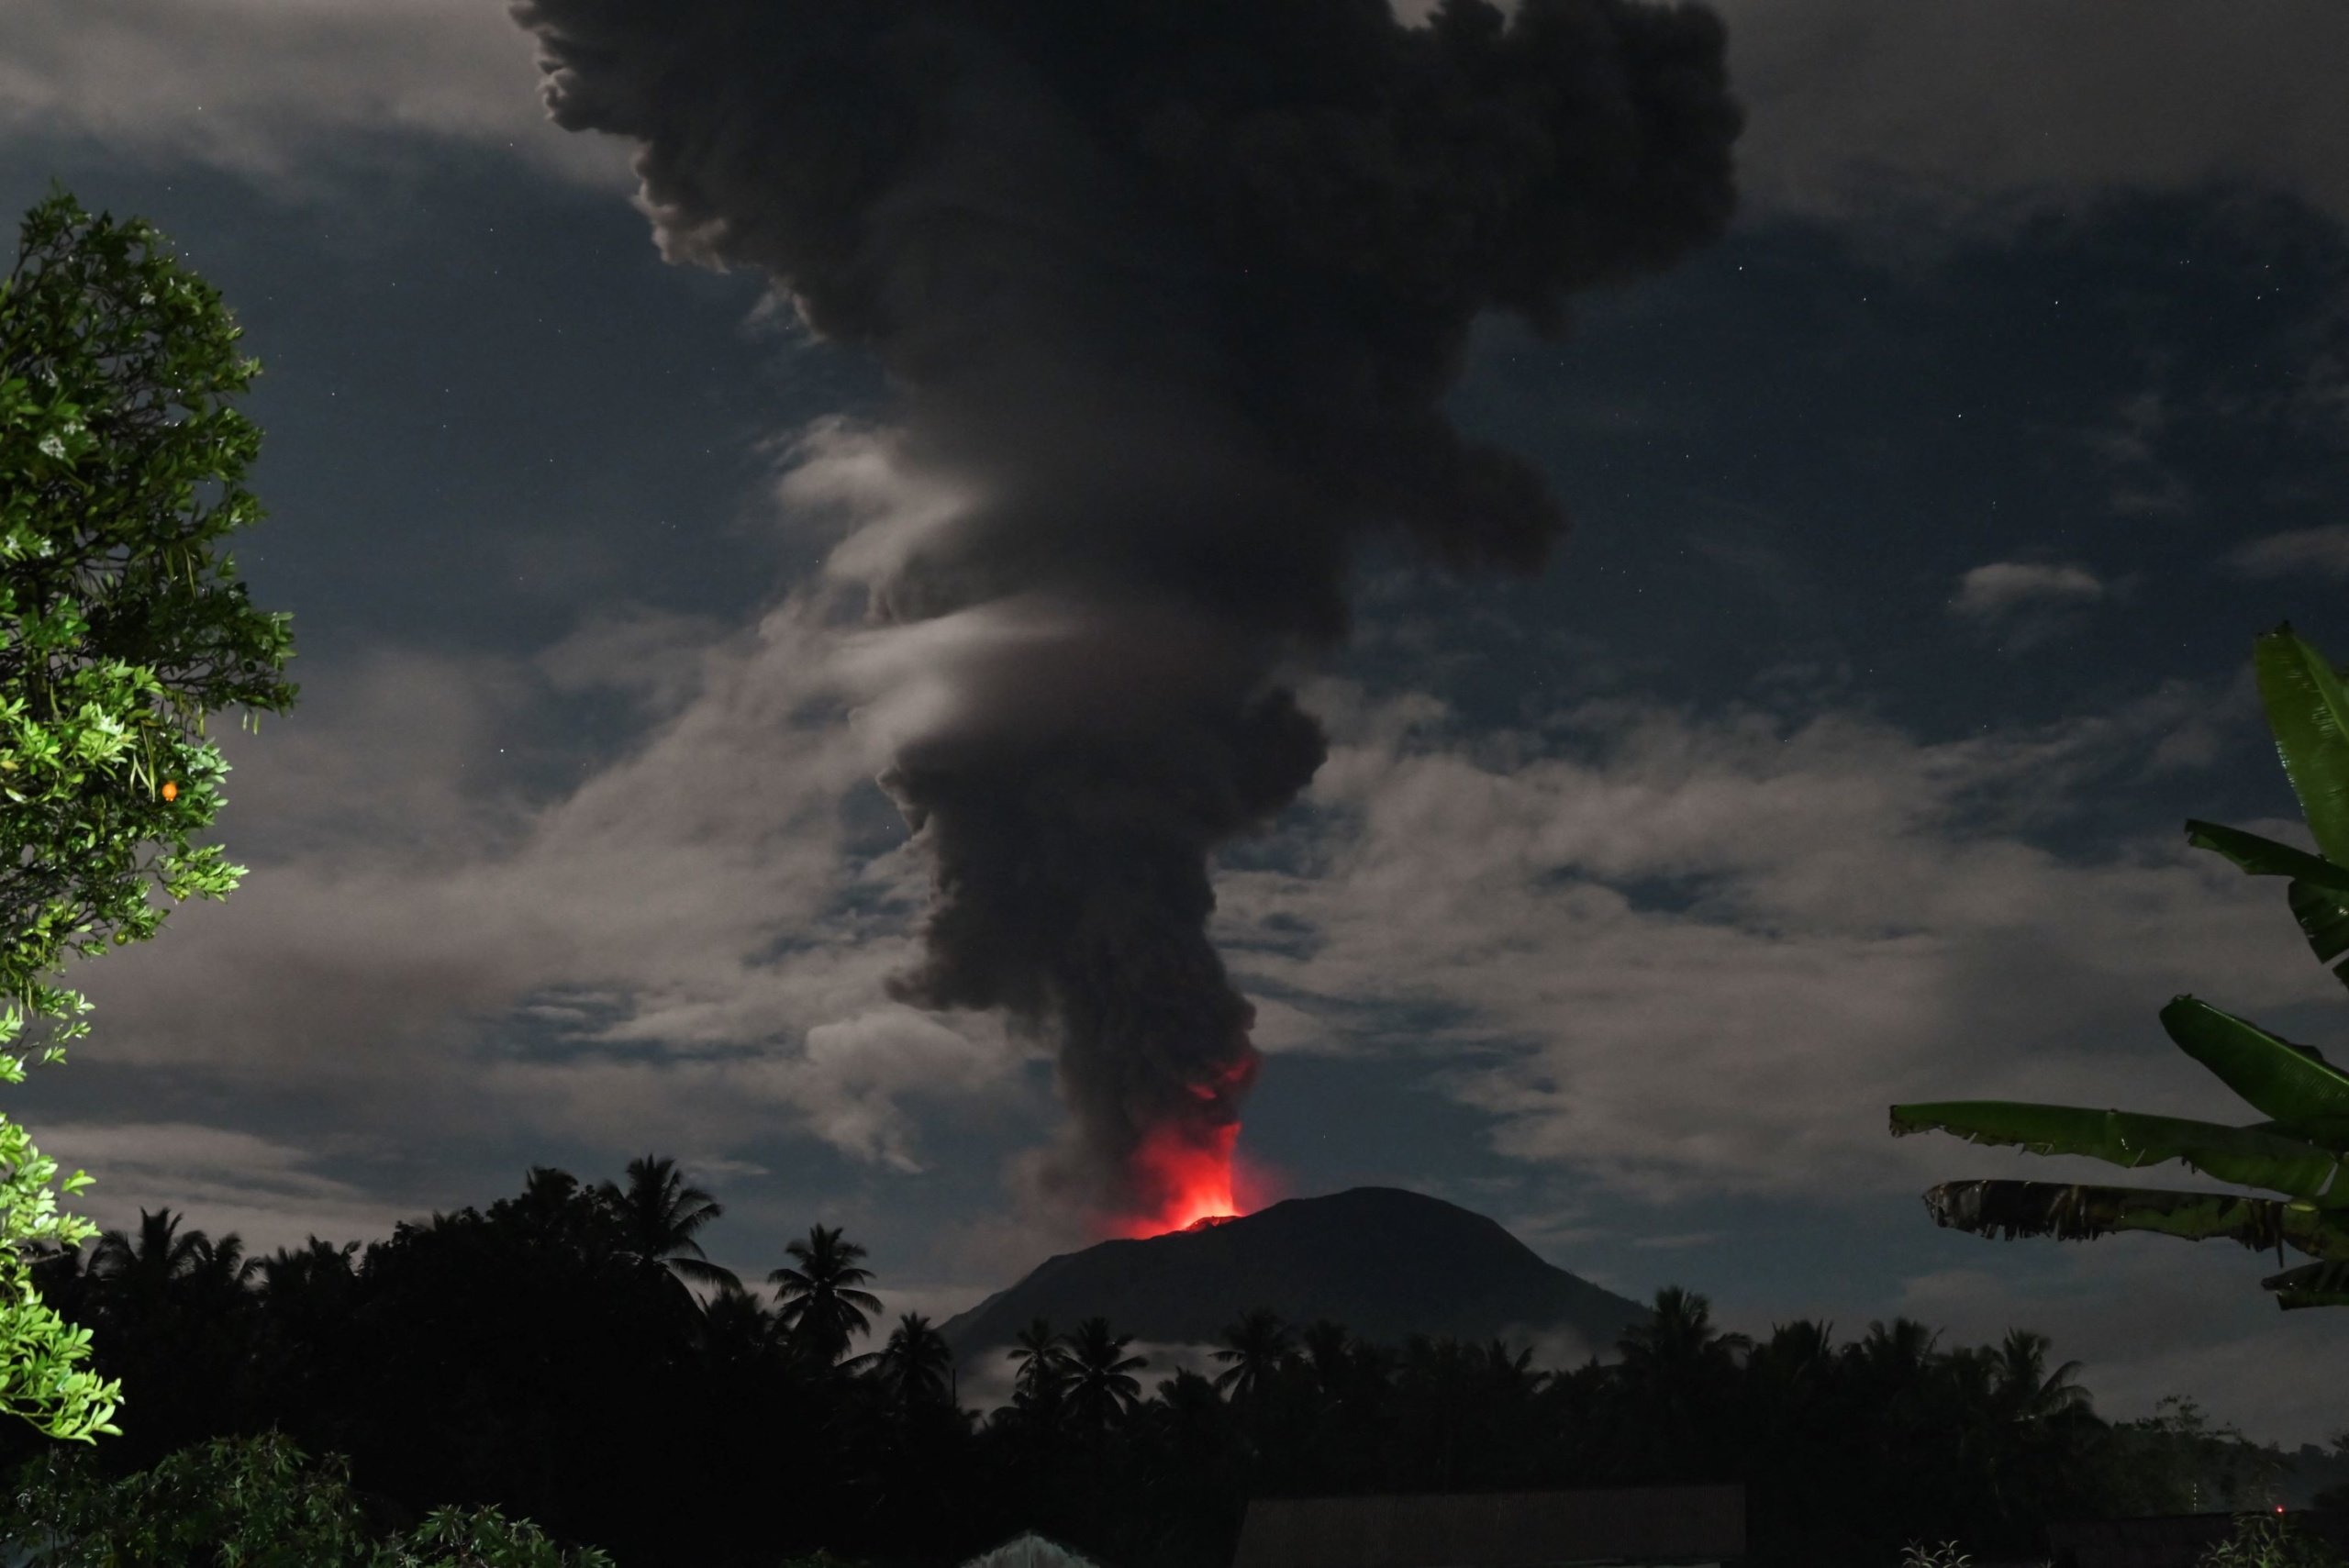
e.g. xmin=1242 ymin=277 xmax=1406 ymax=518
xmin=940 ymin=1187 xmax=1646 ymax=1362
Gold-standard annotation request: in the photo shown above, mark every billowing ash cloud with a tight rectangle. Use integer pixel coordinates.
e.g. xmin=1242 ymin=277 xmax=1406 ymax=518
xmin=509 ymin=0 xmax=1741 ymax=1226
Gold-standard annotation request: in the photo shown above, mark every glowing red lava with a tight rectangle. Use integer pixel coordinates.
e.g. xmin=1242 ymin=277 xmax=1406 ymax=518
xmin=1118 ymin=1122 xmax=1244 ymax=1238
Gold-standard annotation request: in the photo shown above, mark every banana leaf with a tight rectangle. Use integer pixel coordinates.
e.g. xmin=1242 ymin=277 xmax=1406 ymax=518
xmin=2286 ymin=879 xmax=2349 ymax=995
xmin=1890 ymin=1101 xmax=2343 ymax=1199
xmin=2255 ymin=624 xmax=2349 ymax=867
xmin=2184 ymin=819 xmax=2349 ymax=900
xmin=1922 ymin=1179 xmax=2349 ymax=1261
xmin=2159 ymin=996 xmax=2349 ymax=1145
xmin=2261 ymin=1260 xmax=2349 ymax=1310
xmin=2180 ymin=821 xmax=2349 ymax=988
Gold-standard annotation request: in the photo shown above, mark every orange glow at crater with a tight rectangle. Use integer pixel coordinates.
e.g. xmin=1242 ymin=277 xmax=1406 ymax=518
xmin=1118 ymin=1123 xmax=1245 ymax=1238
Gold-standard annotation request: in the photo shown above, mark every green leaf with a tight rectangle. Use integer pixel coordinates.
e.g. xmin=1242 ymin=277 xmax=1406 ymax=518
xmin=2286 ymin=879 xmax=2349 ymax=995
xmin=1890 ymin=1100 xmax=2344 ymax=1199
xmin=2160 ymin=995 xmax=2349 ymax=1141
xmin=2185 ymin=819 xmax=2349 ymax=900
xmin=2255 ymin=624 xmax=2349 ymax=866
xmin=1923 ymin=1177 xmax=2349 ymax=1260
xmin=2260 ymin=1260 xmax=2349 ymax=1310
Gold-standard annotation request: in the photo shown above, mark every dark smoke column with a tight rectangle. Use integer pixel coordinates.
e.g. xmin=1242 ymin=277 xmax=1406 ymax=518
xmin=511 ymin=0 xmax=1740 ymax=1232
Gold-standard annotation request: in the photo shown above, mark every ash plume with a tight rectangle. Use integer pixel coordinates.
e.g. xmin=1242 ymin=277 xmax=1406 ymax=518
xmin=510 ymin=0 xmax=1742 ymax=1224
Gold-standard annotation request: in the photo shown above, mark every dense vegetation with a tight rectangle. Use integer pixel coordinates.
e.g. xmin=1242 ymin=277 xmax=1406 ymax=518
xmin=1 ymin=1158 xmax=2315 ymax=1568
xmin=0 ymin=184 xmax=297 ymax=1441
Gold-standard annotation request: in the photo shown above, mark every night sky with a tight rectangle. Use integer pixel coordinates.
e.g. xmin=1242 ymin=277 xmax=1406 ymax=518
xmin=7 ymin=0 xmax=2349 ymax=1444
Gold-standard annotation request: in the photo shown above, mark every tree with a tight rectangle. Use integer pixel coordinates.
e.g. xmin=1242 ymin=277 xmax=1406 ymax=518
xmin=3 ymin=1430 xmax=615 ymax=1566
xmin=859 ymin=1312 xmax=955 ymax=1411
xmin=0 ymin=184 xmax=298 ymax=1440
xmin=1006 ymin=1317 xmax=1070 ymax=1410
xmin=1209 ymin=1308 xmax=1292 ymax=1406
xmin=1063 ymin=1317 xmax=1146 ymax=1432
xmin=594 ymin=1154 xmax=740 ymax=1297
xmin=770 ymin=1224 xmax=880 ymax=1365
xmin=1894 ymin=624 xmax=2349 ymax=1307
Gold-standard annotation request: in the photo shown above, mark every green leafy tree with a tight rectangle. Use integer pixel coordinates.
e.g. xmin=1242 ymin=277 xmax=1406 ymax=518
xmin=1894 ymin=624 xmax=2349 ymax=1307
xmin=1 ymin=1432 xmax=614 ymax=1566
xmin=0 ymin=183 xmax=297 ymax=1440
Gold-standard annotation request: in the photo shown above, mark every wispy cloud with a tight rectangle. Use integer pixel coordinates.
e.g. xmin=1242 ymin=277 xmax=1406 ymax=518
xmin=2227 ymin=524 xmax=2349 ymax=582
xmin=1217 ymin=679 xmax=2310 ymax=1203
xmin=0 ymin=0 xmax=626 ymax=185
xmin=1951 ymin=562 xmax=2107 ymax=619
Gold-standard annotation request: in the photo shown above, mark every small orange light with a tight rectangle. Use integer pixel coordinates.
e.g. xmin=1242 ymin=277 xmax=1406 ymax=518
xmin=161 ymin=781 xmax=178 ymax=802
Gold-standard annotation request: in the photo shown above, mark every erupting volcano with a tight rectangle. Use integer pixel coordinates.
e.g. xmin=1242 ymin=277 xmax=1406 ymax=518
xmin=1122 ymin=1124 xmax=1244 ymax=1238
xmin=514 ymin=0 xmax=1740 ymax=1225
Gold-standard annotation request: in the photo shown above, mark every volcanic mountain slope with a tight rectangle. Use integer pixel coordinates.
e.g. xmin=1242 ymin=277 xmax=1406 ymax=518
xmin=940 ymin=1187 xmax=1645 ymax=1361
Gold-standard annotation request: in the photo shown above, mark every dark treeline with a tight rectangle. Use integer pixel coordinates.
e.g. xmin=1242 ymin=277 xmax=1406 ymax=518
xmin=7 ymin=1160 xmax=2299 ymax=1568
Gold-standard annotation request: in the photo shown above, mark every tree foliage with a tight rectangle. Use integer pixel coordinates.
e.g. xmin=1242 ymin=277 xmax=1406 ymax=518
xmin=0 ymin=184 xmax=297 ymax=1442
xmin=2 ymin=1430 xmax=611 ymax=1566
xmin=0 ymin=1161 xmax=2291 ymax=1568
xmin=1895 ymin=624 xmax=2349 ymax=1306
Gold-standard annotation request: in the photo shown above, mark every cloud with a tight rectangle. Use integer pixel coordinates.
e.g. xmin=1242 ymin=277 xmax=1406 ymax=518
xmin=1215 ymin=678 xmax=2315 ymax=1204
xmin=70 ymin=586 xmax=1023 ymax=1184
xmin=1949 ymin=562 xmax=2111 ymax=649
xmin=1951 ymin=562 xmax=2108 ymax=618
xmin=35 ymin=1122 xmax=405 ymax=1257
xmin=7 ymin=1 xmax=2343 ymax=241
xmin=2227 ymin=524 xmax=2349 ymax=582
xmin=0 ymin=0 xmax=628 ymax=185
xmin=1713 ymin=0 xmax=2349 ymax=226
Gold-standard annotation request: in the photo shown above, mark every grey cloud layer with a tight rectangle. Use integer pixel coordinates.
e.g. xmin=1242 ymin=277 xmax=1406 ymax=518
xmin=8 ymin=2 xmax=2343 ymax=229
xmin=1217 ymin=680 xmax=2323 ymax=1200
xmin=66 ymin=584 xmax=2313 ymax=1216
xmin=0 ymin=0 xmax=626 ymax=183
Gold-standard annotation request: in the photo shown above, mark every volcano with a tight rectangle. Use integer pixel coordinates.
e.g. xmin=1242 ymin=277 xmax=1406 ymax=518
xmin=939 ymin=1187 xmax=1646 ymax=1362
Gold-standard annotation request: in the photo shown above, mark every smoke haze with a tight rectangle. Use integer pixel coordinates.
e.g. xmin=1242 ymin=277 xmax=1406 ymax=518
xmin=508 ymin=0 xmax=1741 ymax=1227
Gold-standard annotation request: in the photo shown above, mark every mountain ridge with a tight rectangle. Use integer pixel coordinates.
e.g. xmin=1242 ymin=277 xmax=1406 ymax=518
xmin=939 ymin=1185 xmax=1646 ymax=1359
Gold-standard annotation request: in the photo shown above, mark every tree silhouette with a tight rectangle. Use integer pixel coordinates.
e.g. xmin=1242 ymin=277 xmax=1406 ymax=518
xmin=89 ymin=1209 xmax=213 ymax=1316
xmin=861 ymin=1313 xmax=956 ymax=1411
xmin=769 ymin=1224 xmax=879 ymax=1366
xmin=1210 ymin=1309 xmax=1292 ymax=1406
xmin=595 ymin=1155 xmax=740 ymax=1296
xmin=1063 ymin=1317 xmax=1146 ymax=1432
xmin=1008 ymin=1318 xmax=1070 ymax=1412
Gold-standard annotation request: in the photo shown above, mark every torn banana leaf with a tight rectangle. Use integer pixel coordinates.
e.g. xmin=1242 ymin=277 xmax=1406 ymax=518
xmin=1890 ymin=1101 xmax=2343 ymax=1199
xmin=2261 ymin=1260 xmax=2349 ymax=1310
xmin=2255 ymin=624 xmax=2349 ymax=867
xmin=2159 ymin=996 xmax=2349 ymax=1144
xmin=2286 ymin=879 xmax=2349 ymax=994
xmin=1924 ymin=1179 xmax=2349 ymax=1261
xmin=2187 ymin=819 xmax=2349 ymax=902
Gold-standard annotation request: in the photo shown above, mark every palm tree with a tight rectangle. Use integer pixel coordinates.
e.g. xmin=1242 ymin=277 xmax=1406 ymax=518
xmin=1616 ymin=1285 xmax=1750 ymax=1385
xmin=860 ymin=1312 xmax=956 ymax=1410
xmin=1991 ymin=1328 xmax=2091 ymax=1426
xmin=1008 ymin=1318 xmax=1071 ymax=1407
xmin=700 ymin=1281 xmax=778 ymax=1365
xmin=770 ymin=1224 xmax=880 ymax=1364
xmin=1211 ymin=1308 xmax=1293 ymax=1405
xmin=90 ymin=1208 xmax=210 ymax=1318
xmin=1479 ymin=1340 xmax=1541 ymax=1400
xmin=596 ymin=1154 xmax=741 ymax=1295
xmin=1063 ymin=1317 xmax=1146 ymax=1431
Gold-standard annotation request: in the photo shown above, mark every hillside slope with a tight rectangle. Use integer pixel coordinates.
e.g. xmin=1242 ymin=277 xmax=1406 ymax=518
xmin=940 ymin=1186 xmax=1645 ymax=1359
